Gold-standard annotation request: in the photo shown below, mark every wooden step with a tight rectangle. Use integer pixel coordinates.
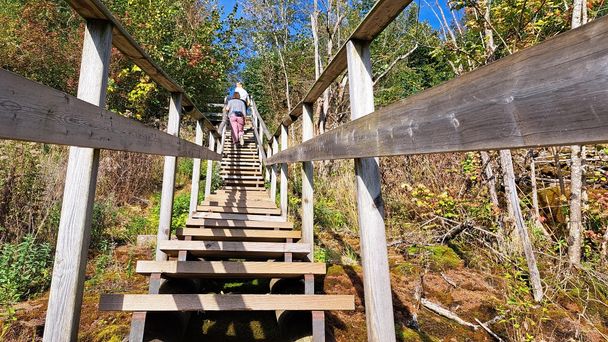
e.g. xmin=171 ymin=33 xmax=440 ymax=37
xmin=99 ymin=294 xmax=355 ymax=311
xmin=176 ymin=228 xmax=299 ymax=241
xmin=221 ymin=175 xmax=264 ymax=180
xmin=221 ymin=167 xmax=261 ymax=172
xmin=186 ymin=218 xmax=293 ymax=230
xmin=205 ymin=197 xmax=274 ymax=204
xmin=223 ymin=181 xmax=265 ymax=186
xmin=192 ymin=212 xmax=285 ymax=222
xmin=201 ymin=200 xmax=276 ymax=209
xmin=220 ymin=172 xmax=262 ymax=176
xmin=197 ymin=206 xmax=280 ymax=215
xmin=158 ymin=240 xmax=309 ymax=258
xmin=223 ymin=186 xmax=268 ymax=192
xmin=136 ymin=260 xmax=324 ymax=278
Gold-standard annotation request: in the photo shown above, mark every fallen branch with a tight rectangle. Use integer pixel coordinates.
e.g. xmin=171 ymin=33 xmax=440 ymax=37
xmin=436 ymin=222 xmax=472 ymax=243
xmin=475 ymin=318 xmax=504 ymax=341
xmin=421 ymin=298 xmax=478 ymax=330
xmin=440 ymin=272 xmax=457 ymax=288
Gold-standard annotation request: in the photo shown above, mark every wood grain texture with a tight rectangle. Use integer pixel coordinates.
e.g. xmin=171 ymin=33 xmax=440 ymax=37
xmin=0 ymin=69 xmax=220 ymax=160
xmin=272 ymin=0 xmax=414 ymax=135
xmin=66 ymin=0 xmax=219 ymax=136
xmin=196 ymin=205 xmax=281 ymax=215
xmin=186 ymin=218 xmax=293 ymax=229
xmin=43 ymin=20 xmax=111 ymax=342
xmin=191 ymin=212 xmax=287 ymax=222
xmin=136 ymin=260 xmax=323 ymax=278
xmin=301 ymin=103 xmax=314 ymax=262
xmin=189 ymin=121 xmax=204 ymax=215
xmin=347 ymin=40 xmax=396 ymax=342
xmin=99 ymin=294 xmax=355 ymax=311
xmin=280 ymin=125 xmax=288 ymax=219
xmin=175 ymin=228 xmax=300 ymax=242
xmin=155 ymin=93 xmax=182 ymax=262
xmin=271 ymin=137 xmax=279 ymax=202
xmin=204 ymin=132 xmax=216 ymax=200
xmin=268 ymin=17 xmax=608 ymax=164
xmin=157 ymin=240 xmax=310 ymax=258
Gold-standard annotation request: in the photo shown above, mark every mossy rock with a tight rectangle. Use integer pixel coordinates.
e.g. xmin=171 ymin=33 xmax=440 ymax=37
xmin=397 ymin=327 xmax=440 ymax=342
xmin=94 ymin=324 xmax=128 ymax=342
xmin=394 ymin=261 xmax=419 ymax=276
xmin=407 ymin=245 xmax=463 ymax=271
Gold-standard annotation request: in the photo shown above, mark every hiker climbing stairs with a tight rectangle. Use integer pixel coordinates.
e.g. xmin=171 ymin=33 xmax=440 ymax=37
xmin=99 ymin=117 xmax=354 ymax=341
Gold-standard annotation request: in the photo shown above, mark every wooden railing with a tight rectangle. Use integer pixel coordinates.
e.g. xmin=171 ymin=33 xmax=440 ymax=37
xmin=252 ymin=0 xmax=608 ymax=341
xmin=0 ymin=1 xmax=224 ymax=341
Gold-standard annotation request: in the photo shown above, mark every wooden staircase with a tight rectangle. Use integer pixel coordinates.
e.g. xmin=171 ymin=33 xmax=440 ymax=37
xmin=99 ymin=120 xmax=354 ymax=341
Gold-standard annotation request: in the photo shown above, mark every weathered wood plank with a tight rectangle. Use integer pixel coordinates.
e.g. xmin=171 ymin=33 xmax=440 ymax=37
xmin=347 ymin=39 xmax=396 ymax=342
xmin=176 ymin=228 xmax=300 ymax=242
xmin=136 ymin=261 xmax=324 ymax=278
xmin=157 ymin=240 xmax=310 ymax=258
xmin=273 ymin=0 xmax=414 ymax=134
xmin=268 ymin=17 xmax=608 ymax=164
xmin=43 ymin=20 xmax=112 ymax=342
xmin=186 ymin=218 xmax=293 ymax=230
xmin=66 ymin=0 xmax=219 ymax=136
xmin=191 ymin=212 xmax=287 ymax=222
xmin=99 ymin=294 xmax=355 ymax=311
xmin=196 ymin=205 xmax=281 ymax=215
xmin=301 ymin=103 xmax=314 ymax=262
xmin=280 ymin=125 xmax=288 ymax=219
xmin=155 ymin=93 xmax=182 ymax=262
xmin=0 ymin=69 xmax=221 ymax=160
xmin=189 ymin=121 xmax=204 ymax=215
xmin=201 ymin=200 xmax=276 ymax=209
xmin=204 ymin=132 xmax=216 ymax=200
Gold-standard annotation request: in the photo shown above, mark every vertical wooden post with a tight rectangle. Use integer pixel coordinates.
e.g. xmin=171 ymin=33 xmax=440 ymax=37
xmin=302 ymin=103 xmax=314 ymax=261
xmin=266 ymin=144 xmax=272 ymax=182
xmin=156 ymin=92 xmax=182 ymax=262
xmin=271 ymin=136 xmax=279 ymax=202
xmin=204 ymin=132 xmax=216 ymax=200
xmin=346 ymin=39 xmax=396 ymax=342
xmin=189 ymin=121 xmax=204 ymax=216
xmin=280 ymin=125 xmax=288 ymax=219
xmin=43 ymin=20 xmax=112 ymax=342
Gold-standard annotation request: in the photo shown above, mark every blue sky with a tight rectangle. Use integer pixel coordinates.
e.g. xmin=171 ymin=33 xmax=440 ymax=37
xmin=217 ymin=0 xmax=457 ymax=29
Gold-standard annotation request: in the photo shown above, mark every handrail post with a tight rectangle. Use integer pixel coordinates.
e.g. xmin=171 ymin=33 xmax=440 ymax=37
xmin=156 ymin=92 xmax=183 ymax=262
xmin=271 ymin=136 xmax=279 ymax=202
xmin=280 ymin=125 xmax=288 ymax=219
xmin=346 ymin=39 xmax=395 ymax=342
xmin=204 ymin=131 xmax=216 ymax=199
xmin=302 ymin=103 xmax=314 ymax=261
xmin=43 ymin=19 xmax=112 ymax=342
xmin=189 ymin=120 xmax=204 ymax=216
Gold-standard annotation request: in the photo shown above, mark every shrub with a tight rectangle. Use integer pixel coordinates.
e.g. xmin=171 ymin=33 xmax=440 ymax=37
xmin=0 ymin=235 xmax=53 ymax=304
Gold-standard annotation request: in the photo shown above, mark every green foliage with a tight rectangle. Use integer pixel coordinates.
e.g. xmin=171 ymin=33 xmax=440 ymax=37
xmin=0 ymin=235 xmax=52 ymax=304
xmin=407 ymin=245 xmax=462 ymax=271
xmin=171 ymin=193 xmax=191 ymax=231
xmin=314 ymin=198 xmax=347 ymax=230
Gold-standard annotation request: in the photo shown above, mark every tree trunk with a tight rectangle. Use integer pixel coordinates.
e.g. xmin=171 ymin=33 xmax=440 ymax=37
xmin=500 ymin=150 xmax=544 ymax=302
xmin=553 ymin=148 xmax=566 ymax=196
xmin=568 ymin=0 xmax=587 ymax=267
xmin=601 ymin=225 xmax=608 ymax=265
xmin=568 ymin=145 xmax=584 ymax=266
xmin=530 ymin=151 xmax=551 ymax=239
xmin=480 ymin=151 xmax=506 ymax=251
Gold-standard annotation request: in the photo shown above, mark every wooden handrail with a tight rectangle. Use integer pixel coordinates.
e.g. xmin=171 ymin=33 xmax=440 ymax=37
xmin=0 ymin=68 xmax=221 ymax=160
xmin=251 ymin=99 xmax=272 ymax=140
xmin=271 ymin=0 xmax=413 ymax=137
xmin=267 ymin=15 xmax=608 ymax=165
xmin=67 ymin=0 xmax=221 ymax=138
